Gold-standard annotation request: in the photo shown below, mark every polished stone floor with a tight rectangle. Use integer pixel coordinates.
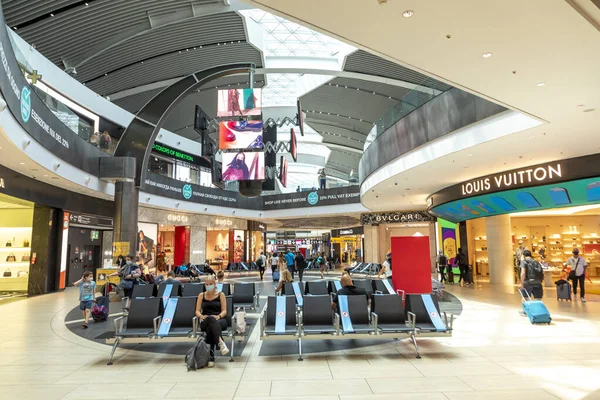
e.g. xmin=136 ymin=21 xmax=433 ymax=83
xmin=1 ymin=273 xmax=600 ymax=400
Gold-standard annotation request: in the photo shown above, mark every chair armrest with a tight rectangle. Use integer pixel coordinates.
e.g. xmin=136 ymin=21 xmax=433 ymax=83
xmin=254 ymin=291 xmax=260 ymax=309
xmin=297 ymin=309 xmax=303 ymax=337
xmin=259 ymin=310 xmax=266 ymax=337
xmin=152 ymin=316 xmax=162 ymax=336
xmin=192 ymin=316 xmax=198 ymax=337
xmin=231 ymin=312 xmax=237 ymax=338
xmin=407 ymin=311 xmax=417 ymax=330
xmin=443 ymin=312 xmax=454 ymax=330
xmin=121 ymin=296 xmax=129 ymax=312
xmin=371 ymin=312 xmax=379 ymax=333
xmin=113 ymin=316 xmax=124 ymax=335
xmin=375 ymin=290 xmax=383 ymax=294
xmin=334 ymin=313 xmax=341 ymax=335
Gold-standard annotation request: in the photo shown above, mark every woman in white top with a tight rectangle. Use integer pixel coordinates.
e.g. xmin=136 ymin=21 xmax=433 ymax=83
xmin=271 ymin=252 xmax=279 ymax=274
xmin=377 ymin=252 xmax=392 ymax=279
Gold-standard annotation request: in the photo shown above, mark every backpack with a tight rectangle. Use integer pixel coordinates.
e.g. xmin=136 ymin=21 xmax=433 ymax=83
xmin=525 ymin=259 xmax=544 ymax=282
xmin=234 ymin=307 xmax=247 ymax=334
xmin=256 ymin=257 xmax=264 ymax=267
xmin=185 ymin=336 xmax=211 ymax=371
xmin=91 ymin=301 xmax=108 ymax=322
xmin=438 ymin=255 xmax=447 ymax=266
xmin=316 ymin=256 xmax=323 ymax=265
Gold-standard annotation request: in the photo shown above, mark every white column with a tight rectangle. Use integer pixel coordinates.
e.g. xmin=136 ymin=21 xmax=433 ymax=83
xmin=485 ymin=215 xmax=514 ymax=287
xmin=363 ymin=225 xmax=378 ymax=263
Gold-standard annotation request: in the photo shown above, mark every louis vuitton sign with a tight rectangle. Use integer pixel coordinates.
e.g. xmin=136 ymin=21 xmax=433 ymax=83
xmin=361 ymin=211 xmax=435 ymax=225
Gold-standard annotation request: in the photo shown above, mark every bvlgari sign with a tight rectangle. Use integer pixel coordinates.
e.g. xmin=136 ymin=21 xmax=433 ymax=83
xmin=361 ymin=211 xmax=435 ymax=225
xmin=462 ymin=163 xmax=562 ymax=196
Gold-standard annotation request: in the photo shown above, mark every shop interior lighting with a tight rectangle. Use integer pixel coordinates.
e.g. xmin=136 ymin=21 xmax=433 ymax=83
xmin=482 ymin=52 xmax=493 ymax=58
xmin=403 ymin=10 xmax=414 ymax=17
xmin=537 ymin=82 xmax=546 ymax=87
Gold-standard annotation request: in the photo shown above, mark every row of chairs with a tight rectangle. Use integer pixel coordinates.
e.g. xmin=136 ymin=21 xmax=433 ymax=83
xmin=280 ymin=278 xmax=397 ymax=307
xmin=123 ymin=282 xmax=259 ymax=311
xmin=108 ymin=289 xmax=246 ymax=365
xmin=260 ymin=292 xmax=454 ymax=360
xmin=345 ymin=263 xmax=383 ymax=276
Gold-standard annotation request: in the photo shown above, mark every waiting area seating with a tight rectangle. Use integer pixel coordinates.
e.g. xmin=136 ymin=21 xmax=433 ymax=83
xmin=260 ymin=280 xmax=453 ymax=360
xmin=107 ymin=282 xmax=257 ymax=365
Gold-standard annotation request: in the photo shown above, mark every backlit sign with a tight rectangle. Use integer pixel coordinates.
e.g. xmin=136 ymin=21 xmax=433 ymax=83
xmin=152 ymin=142 xmax=197 ymax=164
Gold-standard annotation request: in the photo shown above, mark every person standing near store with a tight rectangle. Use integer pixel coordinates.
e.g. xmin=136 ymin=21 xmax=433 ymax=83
xmin=319 ymin=169 xmax=327 ymax=190
xmin=285 ymin=250 xmax=296 ymax=279
xmin=256 ymin=251 xmax=267 ymax=280
xmin=295 ymin=251 xmax=306 ymax=282
xmin=110 ymin=255 xmax=141 ymax=299
xmin=519 ymin=250 xmax=544 ymax=299
xmin=456 ymin=248 xmax=468 ymax=285
xmin=437 ymin=251 xmax=448 ymax=283
xmin=377 ymin=252 xmax=392 ymax=279
xmin=271 ymin=252 xmax=279 ymax=275
xmin=566 ymin=248 xmax=587 ymax=302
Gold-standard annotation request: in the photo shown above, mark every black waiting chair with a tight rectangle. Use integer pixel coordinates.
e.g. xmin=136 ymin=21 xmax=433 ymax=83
xmin=109 ymin=297 xmax=163 ymax=364
xmin=371 ymin=294 xmax=420 ymax=358
xmin=262 ymin=296 xmax=297 ymax=336
xmin=353 ymin=279 xmax=374 ymax=298
xmin=405 ymin=294 xmax=453 ymax=334
xmin=157 ymin=283 xmax=182 ymax=299
xmin=157 ymin=296 xmax=196 ymax=337
xmin=305 ymin=281 xmax=328 ymax=295
xmin=232 ymin=283 xmax=259 ymax=310
xmin=216 ymin=283 xmax=231 ymax=296
xmin=131 ymin=284 xmax=156 ymax=298
xmin=181 ymin=283 xmax=204 ymax=297
xmin=282 ymin=282 xmax=305 ymax=307
xmin=327 ymin=280 xmax=343 ymax=294
xmin=301 ymin=295 xmax=337 ymax=335
xmin=372 ymin=278 xmax=395 ymax=294
xmin=336 ymin=295 xmax=374 ymax=334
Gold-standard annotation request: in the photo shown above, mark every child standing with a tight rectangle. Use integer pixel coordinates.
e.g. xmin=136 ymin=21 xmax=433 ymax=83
xmin=74 ymin=271 xmax=96 ymax=328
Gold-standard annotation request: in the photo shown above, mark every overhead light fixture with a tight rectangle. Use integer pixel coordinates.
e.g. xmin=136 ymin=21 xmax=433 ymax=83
xmin=536 ymin=82 xmax=546 ymax=87
xmin=19 ymin=162 xmax=25 ymax=165
xmin=482 ymin=52 xmax=493 ymax=58
xmin=403 ymin=10 xmax=414 ymax=17
xmin=50 ymin=13 xmax=54 ymax=17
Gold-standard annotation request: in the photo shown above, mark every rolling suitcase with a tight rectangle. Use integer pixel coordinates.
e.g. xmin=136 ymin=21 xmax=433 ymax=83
xmin=519 ymin=288 xmax=551 ymax=324
xmin=556 ymin=282 xmax=572 ymax=301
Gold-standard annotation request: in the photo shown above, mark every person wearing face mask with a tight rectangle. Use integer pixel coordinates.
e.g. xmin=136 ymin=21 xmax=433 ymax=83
xmin=110 ymin=255 xmax=140 ymax=298
xmin=566 ymin=248 xmax=588 ymax=302
xmin=195 ymin=275 xmax=229 ymax=367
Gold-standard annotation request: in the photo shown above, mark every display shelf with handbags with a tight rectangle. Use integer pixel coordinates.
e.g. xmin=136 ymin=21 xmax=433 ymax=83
xmin=6 ymin=253 xmax=16 ymax=262
xmin=3 ymin=269 xmax=11 ymax=277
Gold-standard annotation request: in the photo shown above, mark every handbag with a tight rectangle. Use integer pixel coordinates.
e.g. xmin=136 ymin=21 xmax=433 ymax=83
xmin=21 ymin=255 xmax=30 ymax=262
xmin=3 ymin=269 xmax=11 ymax=277
xmin=6 ymin=253 xmax=16 ymax=262
xmin=5 ymin=240 xmax=11 ymax=247
xmin=568 ymin=258 xmax=580 ymax=280
xmin=23 ymin=240 xmax=30 ymax=247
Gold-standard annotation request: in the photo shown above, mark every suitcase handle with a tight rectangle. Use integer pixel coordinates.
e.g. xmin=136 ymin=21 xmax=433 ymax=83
xmin=518 ymin=287 xmax=532 ymax=302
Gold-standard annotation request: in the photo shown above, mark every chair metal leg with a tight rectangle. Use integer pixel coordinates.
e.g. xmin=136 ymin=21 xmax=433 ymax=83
xmin=298 ymin=337 xmax=303 ymax=361
xmin=107 ymin=337 xmax=120 ymax=365
xmin=229 ymin=335 xmax=235 ymax=362
xmin=410 ymin=333 xmax=421 ymax=359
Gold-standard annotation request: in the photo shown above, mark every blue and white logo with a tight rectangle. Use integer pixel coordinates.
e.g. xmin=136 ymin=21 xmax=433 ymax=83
xmin=20 ymin=86 xmax=31 ymax=123
xmin=307 ymin=191 xmax=319 ymax=205
xmin=182 ymin=184 xmax=193 ymax=200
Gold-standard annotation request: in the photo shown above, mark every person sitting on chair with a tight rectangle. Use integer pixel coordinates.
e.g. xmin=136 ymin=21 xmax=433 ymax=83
xmin=331 ymin=274 xmax=367 ymax=310
xmin=161 ymin=271 xmax=182 ymax=287
xmin=195 ymin=275 xmax=229 ymax=368
xmin=274 ymin=265 xmax=293 ymax=294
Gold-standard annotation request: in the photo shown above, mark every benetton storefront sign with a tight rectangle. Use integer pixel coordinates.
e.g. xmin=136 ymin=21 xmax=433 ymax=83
xmin=152 ymin=142 xmax=202 ymax=165
xmin=429 ymin=154 xmax=600 ymax=208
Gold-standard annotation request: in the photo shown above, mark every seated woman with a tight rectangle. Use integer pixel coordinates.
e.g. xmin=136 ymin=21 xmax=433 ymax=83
xmin=195 ymin=275 xmax=229 ymax=367
xmin=274 ymin=265 xmax=293 ymax=294
xmin=216 ymin=270 xmax=225 ymax=283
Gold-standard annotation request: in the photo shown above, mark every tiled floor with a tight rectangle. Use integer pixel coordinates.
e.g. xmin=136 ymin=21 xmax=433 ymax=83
xmin=1 ymin=278 xmax=600 ymax=400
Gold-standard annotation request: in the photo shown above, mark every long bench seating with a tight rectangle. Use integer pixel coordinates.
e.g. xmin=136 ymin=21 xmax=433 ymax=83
xmin=260 ymin=292 xmax=454 ymax=361
xmin=282 ymin=282 xmax=305 ymax=307
xmin=107 ymin=294 xmax=244 ymax=365
xmin=372 ymin=278 xmax=395 ymax=294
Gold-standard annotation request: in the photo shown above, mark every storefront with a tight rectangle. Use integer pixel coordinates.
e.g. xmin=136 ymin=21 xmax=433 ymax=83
xmin=0 ymin=193 xmax=33 ymax=294
xmin=137 ymin=207 xmax=248 ymax=272
xmin=428 ymin=154 xmax=600 ymax=286
xmin=331 ymin=226 xmax=364 ymax=264
xmin=247 ymin=221 xmax=267 ymax=262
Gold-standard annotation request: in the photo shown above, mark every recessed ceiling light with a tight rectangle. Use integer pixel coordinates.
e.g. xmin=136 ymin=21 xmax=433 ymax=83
xmin=529 ymin=136 xmax=535 ymax=139
xmin=43 ymin=174 xmax=48 ymax=177
xmin=536 ymin=82 xmax=546 ymax=87
xmin=403 ymin=10 xmax=414 ymax=18
xmin=467 ymin=153 xmax=472 ymax=157
xmin=50 ymin=13 xmax=54 ymax=17
xmin=19 ymin=162 xmax=25 ymax=165
xmin=482 ymin=52 xmax=493 ymax=58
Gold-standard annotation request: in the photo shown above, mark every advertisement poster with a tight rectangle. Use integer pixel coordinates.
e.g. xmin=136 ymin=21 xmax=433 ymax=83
xmin=438 ymin=218 xmax=459 ymax=264
xmin=222 ymin=151 xmax=265 ymax=181
xmin=219 ymin=121 xmax=263 ymax=150
xmin=233 ymin=229 xmax=245 ymax=263
xmin=217 ymin=88 xmax=262 ymax=117
xmin=137 ymin=222 xmax=157 ymax=271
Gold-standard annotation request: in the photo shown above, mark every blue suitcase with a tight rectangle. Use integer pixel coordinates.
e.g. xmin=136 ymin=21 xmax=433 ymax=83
xmin=519 ymin=289 xmax=551 ymax=324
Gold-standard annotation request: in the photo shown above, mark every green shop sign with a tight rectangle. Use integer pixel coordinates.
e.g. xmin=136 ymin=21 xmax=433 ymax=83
xmin=152 ymin=142 xmax=197 ymax=164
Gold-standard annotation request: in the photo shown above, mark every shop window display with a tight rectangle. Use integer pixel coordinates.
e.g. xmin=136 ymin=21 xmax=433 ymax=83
xmin=0 ymin=196 xmax=33 ymax=294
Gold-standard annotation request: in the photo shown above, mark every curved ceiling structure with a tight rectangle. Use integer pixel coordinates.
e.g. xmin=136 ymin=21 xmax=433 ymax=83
xmin=2 ymin=0 xmax=456 ymax=193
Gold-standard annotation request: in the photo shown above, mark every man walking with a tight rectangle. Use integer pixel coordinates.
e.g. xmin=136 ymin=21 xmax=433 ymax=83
xmin=295 ymin=251 xmax=306 ymax=282
xmin=285 ymin=250 xmax=296 ymax=279
xmin=519 ymin=250 xmax=544 ymax=299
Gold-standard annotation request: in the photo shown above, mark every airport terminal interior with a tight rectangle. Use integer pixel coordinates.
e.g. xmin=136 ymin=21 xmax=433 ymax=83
xmin=1 ymin=0 xmax=600 ymax=399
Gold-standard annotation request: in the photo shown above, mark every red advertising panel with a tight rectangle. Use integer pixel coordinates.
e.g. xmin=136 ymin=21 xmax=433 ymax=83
xmin=391 ymin=236 xmax=432 ymax=294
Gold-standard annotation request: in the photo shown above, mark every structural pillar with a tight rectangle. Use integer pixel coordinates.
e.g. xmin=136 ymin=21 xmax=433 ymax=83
xmin=363 ymin=225 xmax=379 ymax=263
xmin=113 ymin=180 xmax=139 ymax=257
xmin=28 ymin=205 xmax=60 ymax=295
xmin=485 ymin=215 xmax=514 ymax=287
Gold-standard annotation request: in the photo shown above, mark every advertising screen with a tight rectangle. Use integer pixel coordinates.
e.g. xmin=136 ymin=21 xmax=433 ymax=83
xmin=280 ymin=156 xmax=288 ymax=188
xmin=290 ymin=128 xmax=297 ymax=162
xmin=217 ymin=88 xmax=262 ymax=117
xmin=222 ymin=151 xmax=265 ymax=181
xmin=297 ymin=99 xmax=304 ymax=136
xmin=219 ymin=120 xmax=263 ymax=150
